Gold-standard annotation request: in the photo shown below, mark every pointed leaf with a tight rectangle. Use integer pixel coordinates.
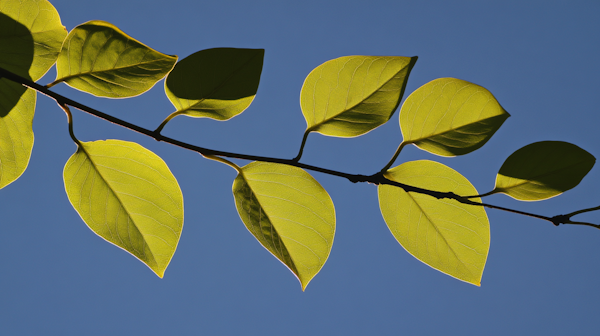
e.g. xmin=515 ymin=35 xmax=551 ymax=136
xmin=165 ymin=48 xmax=264 ymax=121
xmin=0 ymin=80 xmax=35 ymax=189
xmin=232 ymin=162 xmax=335 ymax=290
xmin=63 ymin=140 xmax=184 ymax=277
xmin=0 ymin=0 xmax=67 ymax=81
xmin=53 ymin=21 xmax=177 ymax=98
xmin=300 ymin=55 xmax=417 ymax=137
xmin=378 ymin=160 xmax=489 ymax=285
xmin=400 ymin=78 xmax=509 ymax=156
xmin=493 ymin=141 xmax=595 ymax=201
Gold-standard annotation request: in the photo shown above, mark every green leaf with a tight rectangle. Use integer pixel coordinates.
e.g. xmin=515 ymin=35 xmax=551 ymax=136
xmin=164 ymin=48 xmax=264 ymax=121
xmin=63 ymin=140 xmax=184 ymax=277
xmin=0 ymin=0 xmax=67 ymax=81
xmin=0 ymin=80 xmax=35 ymax=189
xmin=52 ymin=21 xmax=177 ymax=98
xmin=0 ymin=8 xmax=38 ymax=189
xmin=232 ymin=162 xmax=335 ymax=290
xmin=378 ymin=160 xmax=489 ymax=285
xmin=300 ymin=55 xmax=417 ymax=137
xmin=492 ymin=141 xmax=595 ymax=201
xmin=400 ymin=78 xmax=509 ymax=156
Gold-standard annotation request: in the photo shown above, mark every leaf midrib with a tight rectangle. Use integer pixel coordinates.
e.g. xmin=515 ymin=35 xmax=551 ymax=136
xmin=80 ymin=145 xmax=158 ymax=265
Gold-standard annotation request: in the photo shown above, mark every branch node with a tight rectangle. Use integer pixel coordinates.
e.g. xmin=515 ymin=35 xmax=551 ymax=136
xmin=550 ymin=214 xmax=570 ymax=226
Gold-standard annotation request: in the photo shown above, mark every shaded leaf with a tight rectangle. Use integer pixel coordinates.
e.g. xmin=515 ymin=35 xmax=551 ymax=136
xmin=0 ymin=80 xmax=35 ymax=189
xmin=63 ymin=140 xmax=184 ymax=277
xmin=0 ymin=9 xmax=36 ymax=189
xmin=378 ymin=160 xmax=489 ymax=285
xmin=300 ymin=55 xmax=417 ymax=137
xmin=165 ymin=48 xmax=264 ymax=121
xmin=0 ymin=0 xmax=67 ymax=81
xmin=53 ymin=21 xmax=177 ymax=98
xmin=493 ymin=141 xmax=595 ymax=201
xmin=400 ymin=78 xmax=509 ymax=156
xmin=232 ymin=162 xmax=335 ymax=290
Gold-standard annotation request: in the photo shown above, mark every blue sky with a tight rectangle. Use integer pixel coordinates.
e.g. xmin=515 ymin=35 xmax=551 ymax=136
xmin=2 ymin=0 xmax=600 ymax=335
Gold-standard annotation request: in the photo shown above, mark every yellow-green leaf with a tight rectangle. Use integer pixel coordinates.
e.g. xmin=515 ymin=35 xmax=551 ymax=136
xmin=0 ymin=0 xmax=67 ymax=81
xmin=232 ymin=162 xmax=335 ymax=290
xmin=52 ymin=21 xmax=177 ymax=98
xmin=0 ymin=80 xmax=35 ymax=189
xmin=164 ymin=48 xmax=264 ymax=121
xmin=493 ymin=141 xmax=595 ymax=201
xmin=300 ymin=55 xmax=417 ymax=137
xmin=400 ymin=78 xmax=509 ymax=156
xmin=63 ymin=140 xmax=184 ymax=277
xmin=378 ymin=160 xmax=489 ymax=285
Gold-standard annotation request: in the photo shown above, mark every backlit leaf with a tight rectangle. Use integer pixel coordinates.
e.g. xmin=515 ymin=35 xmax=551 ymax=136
xmin=378 ymin=160 xmax=489 ymax=285
xmin=0 ymin=80 xmax=35 ymax=189
xmin=493 ymin=141 xmax=595 ymax=201
xmin=0 ymin=0 xmax=67 ymax=81
xmin=0 ymin=8 xmax=37 ymax=189
xmin=232 ymin=162 xmax=335 ymax=290
xmin=165 ymin=48 xmax=264 ymax=121
xmin=400 ymin=78 xmax=509 ymax=156
xmin=63 ymin=140 xmax=184 ymax=277
xmin=300 ymin=55 xmax=417 ymax=137
xmin=52 ymin=21 xmax=177 ymax=98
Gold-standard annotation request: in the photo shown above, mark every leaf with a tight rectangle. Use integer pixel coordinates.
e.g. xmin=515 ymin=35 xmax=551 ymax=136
xmin=0 ymin=80 xmax=35 ymax=189
xmin=0 ymin=0 xmax=67 ymax=81
xmin=378 ymin=160 xmax=489 ymax=285
xmin=0 ymin=8 xmax=38 ymax=189
xmin=232 ymin=162 xmax=335 ymax=290
xmin=52 ymin=21 xmax=177 ymax=98
xmin=63 ymin=140 xmax=184 ymax=277
xmin=400 ymin=78 xmax=509 ymax=156
xmin=164 ymin=48 xmax=264 ymax=121
xmin=300 ymin=55 xmax=417 ymax=137
xmin=492 ymin=141 xmax=595 ymax=201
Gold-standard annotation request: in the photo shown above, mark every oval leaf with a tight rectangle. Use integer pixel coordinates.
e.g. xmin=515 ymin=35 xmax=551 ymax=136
xmin=300 ymin=55 xmax=417 ymax=137
xmin=378 ymin=160 xmax=490 ymax=285
xmin=0 ymin=0 xmax=67 ymax=81
xmin=493 ymin=141 xmax=595 ymax=201
xmin=53 ymin=21 xmax=177 ymax=98
xmin=63 ymin=140 xmax=184 ymax=277
xmin=165 ymin=48 xmax=264 ymax=121
xmin=232 ymin=162 xmax=335 ymax=290
xmin=0 ymin=80 xmax=35 ymax=189
xmin=400 ymin=78 xmax=509 ymax=156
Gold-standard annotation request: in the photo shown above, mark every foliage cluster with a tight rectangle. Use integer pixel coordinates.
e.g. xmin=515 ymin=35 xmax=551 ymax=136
xmin=1 ymin=0 xmax=597 ymax=289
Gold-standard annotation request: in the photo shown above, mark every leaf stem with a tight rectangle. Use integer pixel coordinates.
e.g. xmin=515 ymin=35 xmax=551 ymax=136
xmin=380 ymin=141 xmax=408 ymax=173
xmin=293 ymin=130 xmax=310 ymax=162
xmin=202 ymin=154 xmax=242 ymax=174
xmin=154 ymin=111 xmax=183 ymax=134
xmin=58 ymin=103 xmax=81 ymax=146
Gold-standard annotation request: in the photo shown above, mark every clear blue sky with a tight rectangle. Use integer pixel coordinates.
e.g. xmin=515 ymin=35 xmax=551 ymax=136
xmin=2 ymin=1 xmax=600 ymax=335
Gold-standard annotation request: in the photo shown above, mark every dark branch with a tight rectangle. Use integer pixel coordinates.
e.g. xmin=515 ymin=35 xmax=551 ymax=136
xmin=1 ymin=66 xmax=598 ymax=229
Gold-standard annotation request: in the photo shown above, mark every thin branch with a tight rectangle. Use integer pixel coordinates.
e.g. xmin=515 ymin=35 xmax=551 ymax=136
xmin=1 ymin=66 xmax=598 ymax=229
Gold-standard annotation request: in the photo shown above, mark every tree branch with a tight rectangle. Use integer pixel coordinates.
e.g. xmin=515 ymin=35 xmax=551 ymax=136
xmin=1 ymin=66 xmax=597 ymax=229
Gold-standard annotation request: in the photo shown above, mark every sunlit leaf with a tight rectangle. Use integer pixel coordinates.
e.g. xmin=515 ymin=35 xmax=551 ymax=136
xmin=492 ymin=141 xmax=595 ymax=201
xmin=164 ymin=48 xmax=264 ymax=121
xmin=300 ymin=55 xmax=417 ymax=137
xmin=0 ymin=0 xmax=67 ymax=81
xmin=63 ymin=140 xmax=184 ymax=277
xmin=378 ymin=160 xmax=489 ymax=285
xmin=0 ymin=80 xmax=35 ymax=189
xmin=232 ymin=162 xmax=335 ymax=290
xmin=400 ymin=78 xmax=509 ymax=156
xmin=52 ymin=21 xmax=177 ymax=98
